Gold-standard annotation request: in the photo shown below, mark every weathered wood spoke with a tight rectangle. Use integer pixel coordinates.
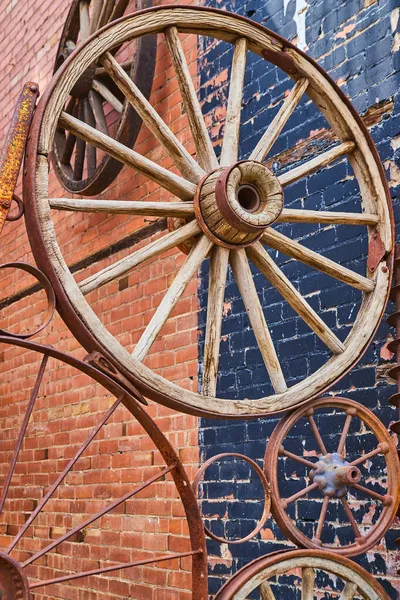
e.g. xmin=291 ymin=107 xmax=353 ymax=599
xmin=165 ymin=26 xmax=218 ymax=172
xmin=250 ymin=78 xmax=309 ymax=162
xmin=301 ymin=567 xmax=315 ymax=600
xmin=88 ymin=0 xmax=104 ymax=35
xmin=61 ymin=98 xmax=78 ymax=165
xmin=202 ymin=246 xmax=229 ymax=396
xmin=7 ymin=396 xmax=123 ymax=554
xmin=29 ymin=550 xmax=202 ymax=589
xmin=220 ymin=37 xmax=247 ymax=166
xmin=92 ymin=78 xmax=124 ymax=113
xmin=259 ymin=581 xmax=276 ymax=600
xmin=132 ymin=235 xmax=213 ymax=362
xmin=49 ymin=198 xmax=195 ymax=218
xmin=339 ymin=582 xmax=358 ymax=600
xmin=278 ymin=208 xmax=379 ymax=226
xmin=79 ymin=220 xmax=201 ymax=296
xmin=0 ymin=355 xmax=49 ymax=515
xmin=262 ymin=229 xmax=375 ymax=293
xmin=73 ymin=101 xmax=86 ymax=180
xmin=100 ymin=52 xmax=204 ymax=183
xmin=83 ymin=98 xmax=97 ymax=176
xmin=88 ymin=89 xmax=109 ymax=135
xmin=230 ymin=249 xmax=287 ymax=394
xmin=79 ymin=0 xmax=90 ymax=41
xmin=59 ymin=111 xmax=196 ymax=200
xmin=247 ymin=242 xmax=345 ymax=354
xmin=278 ymin=141 xmax=356 ymax=187
xmin=22 ymin=464 xmax=176 ymax=567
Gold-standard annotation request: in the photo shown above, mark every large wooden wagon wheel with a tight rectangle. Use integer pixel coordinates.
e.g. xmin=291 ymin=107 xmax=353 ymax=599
xmin=214 ymin=549 xmax=391 ymax=599
xmin=0 ymin=337 xmax=207 ymax=599
xmin=264 ymin=397 xmax=400 ymax=557
xmin=52 ymin=0 xmax=156 ymax=195
xmin=24 ymin=6 xmax=393 ymax=418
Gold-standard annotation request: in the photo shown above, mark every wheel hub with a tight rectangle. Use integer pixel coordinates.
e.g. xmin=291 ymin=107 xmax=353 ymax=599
xmin=194 ymin=160 xmax=283 ymax=248
xmin=0 ymin=553 xmax=30 ymax=599
xmin=310 ymin=452 xmax=361 ymax=498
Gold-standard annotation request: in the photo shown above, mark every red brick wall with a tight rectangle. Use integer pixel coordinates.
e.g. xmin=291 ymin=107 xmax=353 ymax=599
xmin=0 ymin=1 xmax=202 ymax=597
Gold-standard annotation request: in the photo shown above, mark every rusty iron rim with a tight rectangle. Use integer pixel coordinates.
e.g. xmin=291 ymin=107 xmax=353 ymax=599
xmin=0 ymin=262 xmax=56 ymax=339
xmin=192 ymin=452 xmax=271 ymax=545
xmin=0 ymin=335 xmax=208 ymax=599
xmin=51 ymin=0 xmax=156 ymax=196
xmin=213 ymin=548 xmax=392 ymax=599
xmin=23 ymin=5 xmax=394 ymax=419
xmin=264 ymin=396 xmax=400 ymax=557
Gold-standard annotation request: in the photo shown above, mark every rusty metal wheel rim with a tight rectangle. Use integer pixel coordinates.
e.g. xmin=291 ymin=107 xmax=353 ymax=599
xmin=192 ymin=452 xmax=271 ymax=545
xmin=0 ymin=336 xmax=207 ymax=598
xmin=213 ymin=548 xmax=391 ymax=599
xmin=52 ymin=0 xmax=156 ymax=196
xmin=264 ymin=396 xmax=400 ymax=557
xmin=24 ymin=6 xmax=393 ymax=419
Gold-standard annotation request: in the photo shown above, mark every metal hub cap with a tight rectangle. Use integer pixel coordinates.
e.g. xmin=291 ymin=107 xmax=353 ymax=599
xmin=0 ymin=553 xmax=30 ymax=600
xmin=310 ymin=452 xmax=361 ymax=498
xmin=194 ymin=160 xmax=283 ymax=248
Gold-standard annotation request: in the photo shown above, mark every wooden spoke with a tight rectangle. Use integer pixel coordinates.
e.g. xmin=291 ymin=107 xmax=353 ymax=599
xmin=220 ymin=37 xmax=247 ymax=166
xmin=29 ymin=550 xmax=202 ymax=589
xmin=202 ymin=246 xmax=229 ymax=396
xmin=0 ymin=355 xmax=48 ymax=515
xmin=49 ymin=198 xmax=195 ymax=218
xmin=73 ymin=102 xmax=86 ymax=180
xmin=230 ymin=249 xmax=287 ymax=394
xmin=92 ymin=78 xmax=124 ymax=113
xmin=337 ymin=412 xmax=354 ymax=456
xmin=339 ymin=582 xmax=358 ymax=600
xmin=250 ymin=78 xmax=309 ymax=162
xmin=97 ymin=0 xmax=115 ymax=30
xmin=350 ymin=445 xmax=383 ymax=467
xmin=83 ymin=98 xmax=97 ymax=176
xmin=95 ymin=59 xmax=134 ymax=78
xmin=79 ymin=220 xmax=201 ymax=296
xmin=341 ymin=498 xmax=362 ymax=540
xmin=59 ymin=111 xmax=197 ymax=200
xmin=262 ymin=229 xmax=375 ymax=293
xmin=301 ymin=567 xmax=315 ymax=600
xmin=282 ymin=482 xmax=319 ymax=507
xmin=22 ymin=464 xmax=175 ymax=567
xmin=100 ymin=52 xmax=204 ymax=183
xmin=278 ymin=209 xmax=379 ymax=226
xmin=247 ymin=242 xmax=345 ymax=354
xmin=279 ymin=446 xmax=316 ymax=470
xmin=132 ymin=235 xmax=213 ymax=362
xmin=165 ymin=26 xmax=218 ymax=173
xmin=307 ymin=413 xmax=327 ymax=455
xmin=79 ymin=0 xmax=90 ymax=41
xmin=313 ymin=495 xmax=329 ymax=542
xmin=279 ymin=140 xmax=356 ymax=187
xmin=61 ymin=98 xmax=78 ymax=164
xmin=259 ymin=581 xmax=276 ymax=600
xmin=89 ymin=0 xmax=103 ymax=35
xmin=7 ymin=396 xmax=123 ymax=554
xmin=88 ymin=90 xmax=108 ymax=135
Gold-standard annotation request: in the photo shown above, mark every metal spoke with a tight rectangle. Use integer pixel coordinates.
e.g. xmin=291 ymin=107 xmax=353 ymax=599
xmin=337 ymin=409 xmax=356 ymax=456
xmin=341 ymin=497 xmax=362 ymax=540
xmin=28 ymin=549 xmax=202 ymax=589
xmin=132 ymin=235 xmax=213 ymax=362
xmin=0 ymin=355 xmax=49 ymax=515
xmin=7 ymin=395 xmax=123 ymax=554
xmin=352 ymin=483 xmax=392 ymax=505
xmin=312 ymin=495 xmax=330 ymax=543
xmin=279 ymin=446 xmax=316 ymax=470
xmin=282 ymin=482 xmax=319 ymax=508
xmin=350 ymin=444 xmax=386 ymax=467
xmin=307 ymin=411 xmax=327 ymax=455
xmin=22 ymin=464 xmax=176 ymax=567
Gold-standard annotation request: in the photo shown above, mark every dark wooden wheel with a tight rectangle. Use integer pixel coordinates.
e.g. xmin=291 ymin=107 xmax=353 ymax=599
xmin=52 ymin=0 xmax=156 ymax=195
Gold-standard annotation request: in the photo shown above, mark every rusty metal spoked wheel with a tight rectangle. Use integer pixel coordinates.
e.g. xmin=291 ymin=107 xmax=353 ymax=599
xmin=0 ymin=337 xmax=207 ymax=599
xmin=214 ymin=549 xmax=391 ymax=599
xmin=265 ymin=397 xmax=400 ymax=557
xmin=52 ymin=0 xmax=156 ymax=195
xmin=24 ymin=6 xmax=393 ymax=419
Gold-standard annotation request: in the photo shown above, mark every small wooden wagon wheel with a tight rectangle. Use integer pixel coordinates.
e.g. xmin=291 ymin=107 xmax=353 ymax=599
xmin=24 ymin=6 xmax=393 ymax=418
xmin=214 ymin=549 xmax=391 ymax=599
xmin=0 ymin=337 xmax=207 ymax=599
xmin=52 ymin=0 xmax=156 ymax=195
xmin=264 ymin=397 xmax=400 ymax=557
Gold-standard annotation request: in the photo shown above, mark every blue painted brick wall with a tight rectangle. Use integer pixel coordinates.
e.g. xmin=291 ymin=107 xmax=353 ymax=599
xmin=197 ymin=0 xmax=400 ymax=596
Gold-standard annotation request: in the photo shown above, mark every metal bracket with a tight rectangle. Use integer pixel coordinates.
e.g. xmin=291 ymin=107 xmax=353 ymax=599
xmin=367 ymin=231 xmax=386 ymax=273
